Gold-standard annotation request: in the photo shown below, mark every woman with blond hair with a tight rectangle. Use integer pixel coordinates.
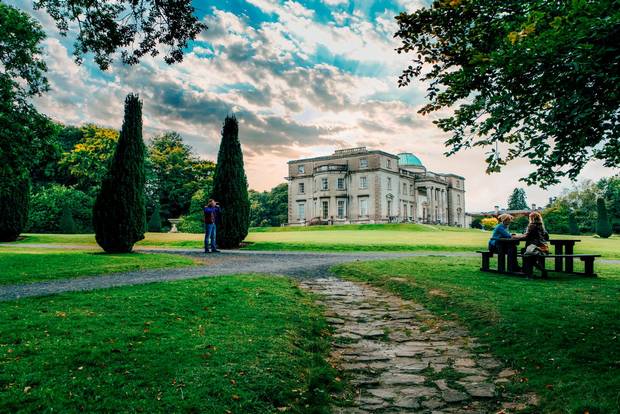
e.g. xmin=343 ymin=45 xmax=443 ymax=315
xmin=522 ymin=211 xmax=550 ymax=277
xmin=488 ymin=213 xmax=516 ymax=253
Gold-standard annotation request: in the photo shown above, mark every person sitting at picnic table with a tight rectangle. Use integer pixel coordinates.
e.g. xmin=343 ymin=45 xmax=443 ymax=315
xmin=488 ymin=214 xmax=522 ymax=270
xmin=521 ymin=211 xmax=550 ymax=277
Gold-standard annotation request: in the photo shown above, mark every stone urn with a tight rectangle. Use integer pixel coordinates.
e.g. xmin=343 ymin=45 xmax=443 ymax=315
xmin=168 ymin=218 xmax=181 ymax=233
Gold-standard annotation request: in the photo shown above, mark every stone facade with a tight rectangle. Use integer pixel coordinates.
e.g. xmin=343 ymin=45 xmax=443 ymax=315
xmin=286 ymin=147 xmax=466 ymax=226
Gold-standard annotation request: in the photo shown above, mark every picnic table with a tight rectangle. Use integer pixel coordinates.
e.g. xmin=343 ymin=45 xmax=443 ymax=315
xmin=478 ymin=238 xmax=600 ymax=277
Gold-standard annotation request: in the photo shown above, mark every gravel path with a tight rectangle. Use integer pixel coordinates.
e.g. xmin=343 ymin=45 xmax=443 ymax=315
xmin=300 ymin=277 xmax=539 ymax=413
xmin=0 ymin=250 xmax=471 ymax=302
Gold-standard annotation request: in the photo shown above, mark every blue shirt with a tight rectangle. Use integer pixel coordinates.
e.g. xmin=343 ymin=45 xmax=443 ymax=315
xmin=488 ymin=223 xmax=512 ymax=249
xmin=204 ymin=206 xmax=220 ymax=224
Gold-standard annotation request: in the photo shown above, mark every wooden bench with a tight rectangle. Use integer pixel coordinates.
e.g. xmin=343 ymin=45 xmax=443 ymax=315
xmin=477 ymin=250 xmax=601 ymax=277
xmin=477 ymin=250 xmax=494 ymax=272
xmin=518 ymin=254 xmax=601 ymax=277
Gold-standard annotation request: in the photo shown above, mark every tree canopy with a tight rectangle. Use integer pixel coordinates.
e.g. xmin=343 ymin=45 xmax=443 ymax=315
xmin=395 ymin=0 xmax=620 ymax=187
xmin=33 ymin=0 xmax=206 ymax=70
xmin=507 ymin=188 xmax=529 ymax=210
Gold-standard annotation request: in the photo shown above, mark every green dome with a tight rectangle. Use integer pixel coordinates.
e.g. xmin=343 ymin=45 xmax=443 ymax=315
xmin=398 ymin=152 xmax=423 ymax=167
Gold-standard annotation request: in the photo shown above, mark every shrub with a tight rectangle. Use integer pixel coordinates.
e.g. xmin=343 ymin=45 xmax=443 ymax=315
xmin=542 ymin=206 xmax=570 ymax=234
xmin=59 ymin=206 xmax=77 ymax=233
xmin=178 ymin=189 xmax=207 ymax=233
xmin=93 ymin=94 xmax=146 ymax=253
xmin=211 ymin=115 xmax=250 ymax=248
xmin=480 ymin=217 xmax=498 ymax=231
xmin=596 ymin=197 xmax=612 ymax=238
xmin=511 ymin=215 xmax=529 ymax=233
xmin=27 ymin=184 xmax=93 ymax=233
xmin=470 ymin=217 xmax=483 ymax=229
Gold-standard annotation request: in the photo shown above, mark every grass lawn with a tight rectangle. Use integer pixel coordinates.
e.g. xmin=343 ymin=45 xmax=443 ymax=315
xmin=332 ymin=257 xmax=620 ymax=413
xmin=0 ymin=248 xmax=197 ymax=285
xmin=12 ymin=227 xmax=620 ymax=259
xmin=0 ymin=275 xmax=339 ymax=413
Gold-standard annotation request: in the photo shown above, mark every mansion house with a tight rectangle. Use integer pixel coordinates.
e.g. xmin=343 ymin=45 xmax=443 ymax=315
xmin=286 ymin=147 xmax=466 ymax=226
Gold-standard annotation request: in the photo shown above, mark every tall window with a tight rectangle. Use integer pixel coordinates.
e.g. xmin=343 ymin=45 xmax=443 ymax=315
xmin=458 ymin=194 xmax=461 ymax=206
xmin=359 ymin=176 xmax=368 ymax=189
xmin=359 ymin=198 xmax=368 ymax=216
xmin=297 ymin=203 xmax=305 ymax=219
xmin=298 ymin=182 xmax=305 ymax=194
xmin=298 ymin=165 xmax=305 ymax=174
xmin=410 ymin=184 xmax=414 ymax=195
xmin=337 ymin=178 xmax=345 ymax=190
xmin=386 ymin=159 xmax=392 ymax=169
xmin=322 ymin=200 xmax=329 ymax=219
xmin=360 ymin=158 xmax=368 ymax=168
xmin=403 ymin=202 xmax=407 ymax=217
xmin=321 ymin=177 xmax=328 ymax=190
xmin=402 ymin=183 xmax=407 ymax=195
xmin=410 ymin=204 xmax=414 ymax=218
xmin=387 ymin=200 xmax=392 ymax=216
xmin=387 ymin=177 xmax=392 ymax=190
xmin=337 ymin=200 xmax=345 ymax=219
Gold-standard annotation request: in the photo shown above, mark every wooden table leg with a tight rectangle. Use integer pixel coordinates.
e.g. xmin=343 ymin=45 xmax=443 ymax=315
xmin=565 ymin=243 xmax=574 ymax=273
xmin=554 ymin=244 xmax=564 ymax=272
xmin=498 ymin=252 xmax=506 ymax=273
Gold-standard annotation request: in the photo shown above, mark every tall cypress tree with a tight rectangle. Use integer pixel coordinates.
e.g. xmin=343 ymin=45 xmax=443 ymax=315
xmin=596 ymin=197 xmax=612 ymax=238
xmin=93 ymin=94 xmax=146 ymax=252
xmin=211 ymin=115 xmax=250 ymax=248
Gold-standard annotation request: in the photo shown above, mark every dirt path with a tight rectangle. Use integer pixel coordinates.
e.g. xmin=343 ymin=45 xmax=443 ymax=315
xmin=299 ymin=277 xmax=538 ymax=413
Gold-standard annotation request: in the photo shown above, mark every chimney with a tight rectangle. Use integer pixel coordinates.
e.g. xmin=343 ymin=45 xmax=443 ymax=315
xmin=494 ymin=205 xmax=499 ymax=215
xmin=532 ymin=203 xmax=536 ymax=211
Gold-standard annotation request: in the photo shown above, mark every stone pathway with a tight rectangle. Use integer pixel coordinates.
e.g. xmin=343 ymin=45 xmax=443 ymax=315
xmin=299 ymin=277 xmax=537 ymax=413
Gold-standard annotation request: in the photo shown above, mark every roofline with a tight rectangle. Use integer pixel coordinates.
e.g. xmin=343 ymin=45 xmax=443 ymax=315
xmin=288 ymin=150 xmax=398 ymax=164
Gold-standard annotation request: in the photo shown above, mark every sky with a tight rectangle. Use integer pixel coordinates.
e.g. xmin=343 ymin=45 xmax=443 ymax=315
xmin=13 ymin=0 xmax=619 ymax=212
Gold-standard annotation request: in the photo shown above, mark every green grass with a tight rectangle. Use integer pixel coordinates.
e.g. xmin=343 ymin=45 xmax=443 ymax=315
xmin=332 ymin=257 xmax=620 ymax=413
xmin=0 ymin=248 xmax=197 ymax=285
xmin=0 ymin=275 xmax=339 ymax=413
xmin=9 ymin=227 xmax=620 ymax=258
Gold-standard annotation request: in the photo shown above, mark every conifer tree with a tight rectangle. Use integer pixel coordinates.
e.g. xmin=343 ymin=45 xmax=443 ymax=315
xmin=59 ymin=206 xmax=77 ymax=233
xmin=596 ymin=197 xmax=612 ymax=238
xmin=93 ymin=94 xmax=146 ymax=252
xmin=507 ymin=188 xmax=529 ymax=210
xmin=211 ymin=115 xmax=250 ymax=248
xmin=568 ymin=211 xmax=580 ymax=236
xmin=147 ymin=204 xmax=162 ymax=232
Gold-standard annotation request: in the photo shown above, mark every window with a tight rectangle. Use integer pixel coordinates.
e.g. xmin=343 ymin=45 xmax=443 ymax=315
xmin=298 ymin=182 xmax=305 ymax=194
xmin=403 ymin=202 xmax=407 ymax=217
xmin=410 ymin=204 xmax=414 ymax=218
xmin=359 ymin=198 xmax=368 ymax=216
xmin=359 ymin=176 xmax=368 ymax=189
xmin=321 ymin=177 xmax=328 ymax=190
xmin=387 ymin=177 xmax=392 ymax=190
xmin=387 ymin=159 xmax=392 ymax=169
xmin=387 ymin=200 xmax=392 ymax=216
xmin=410 ymin=184 xmax=414 ymax=195
xmin=458 ymin=194 xmax=461 ymax=206
xmin=297 ymin=203 xmax=305 ymax=219
xmin=402 ymin=183 xmax=407 ymax=195
xmin=322 ymin=200 xmax=329 ymax=219
xmin=337 ymin=200 xmax=345 ymax=219
xmin=360 ymin=158 xmax=368 ymax=168
xmin=337 ymin=178 xmax=345 ymax=190
xmin=298 ymin=165 xmax=305 ymax=174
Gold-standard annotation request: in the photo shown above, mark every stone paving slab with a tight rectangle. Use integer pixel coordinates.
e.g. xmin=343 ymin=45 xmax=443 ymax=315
xmin=299 ymin=277 xmax=537 ymax=413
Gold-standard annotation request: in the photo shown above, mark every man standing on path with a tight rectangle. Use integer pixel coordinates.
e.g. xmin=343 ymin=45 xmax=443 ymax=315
xmin=204 ymin=199 xmax=221 ymax=253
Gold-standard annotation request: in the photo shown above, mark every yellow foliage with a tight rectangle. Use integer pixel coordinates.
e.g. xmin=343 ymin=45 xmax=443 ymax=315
xmin=481 ymin=217 xmax=499 ymax=231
